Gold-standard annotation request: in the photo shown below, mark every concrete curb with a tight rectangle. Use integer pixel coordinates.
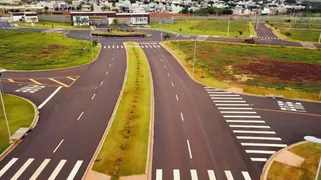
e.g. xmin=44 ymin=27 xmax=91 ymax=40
xmin=0 ymin=94 xmax=39 ymax=161
xmin=159 ymin=41 xmax=321 ymax=104
xmin=260 ymin=141 xmax=308 ymax=180
xmin=82 ymin=42 xmax=128 ymax=180
xmin=7 ymin=44 xmax=102 ymax=73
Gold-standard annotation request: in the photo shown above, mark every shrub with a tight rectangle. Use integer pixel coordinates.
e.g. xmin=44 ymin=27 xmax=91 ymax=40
xmin=92 ymin=40 xmax=98 ymax=46
xmin=284 ymin=31 xmax=291 ymax=37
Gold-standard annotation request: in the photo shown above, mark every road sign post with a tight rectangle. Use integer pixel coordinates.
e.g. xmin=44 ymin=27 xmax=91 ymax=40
xmin=0 ymin=69 xmax=12 ymax=144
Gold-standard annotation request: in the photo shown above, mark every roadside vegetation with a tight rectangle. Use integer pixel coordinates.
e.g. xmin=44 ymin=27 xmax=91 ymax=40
xmin=93 ymin=42 xmax=151 ymax=179
xmin=0 ymin=30 xmax=99 ymax=70
xmin=91 ymin=30 xmax=149 ymax=37
xmin=0 ymin=95 xmax=34 ymax=154
xmin=16 ymin=20 xmax=90 ymax=29
xmin=151 ymin=19 xmax=254 ymax=38
xmin=163 ymin=40 xmax=321 ymax=100
xmin=268 ymin=142 xmax=321 ymax=180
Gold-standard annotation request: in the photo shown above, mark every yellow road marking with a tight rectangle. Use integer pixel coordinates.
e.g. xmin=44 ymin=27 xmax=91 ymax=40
xmin=67 ymin=76 xmax=76 ymax=81
xmin=254 ymin=108 xmax=321 ymax=117
xmin=49 ymin=78 xmax=69 ymax=87
xmin=68 ymin=76 xmax=79 ymax=87
xmin=8 ymin=79 xmax=14 ymax=82
xmin=29 ymin=79 xmax=42 ymax=85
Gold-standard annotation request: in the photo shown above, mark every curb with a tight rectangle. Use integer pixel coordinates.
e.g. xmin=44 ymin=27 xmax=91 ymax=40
xmin=82 ymin=42 xmax=129 ymax=180
xmin=159 ymin=41 xmax=321 ymax=104
xmin=0 ymin=94 xmax=39 ymax=161
xmin=260 ymin=141 xmax=308 ymax=180
xmin=7 ymin=44 xmax=102 ymax=73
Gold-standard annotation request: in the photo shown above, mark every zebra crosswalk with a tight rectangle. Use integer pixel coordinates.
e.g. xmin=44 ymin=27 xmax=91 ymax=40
xmin=0 ymin=158 xmax=83 ymax=180
xmin=155 ymin=169 xmax=252 ymax=180
xmin=258 ymin=36 xmax=280 ymax=41
xmin=138 ymin=42 xmax=161 ymax=49
xmin=205 ymin=87 xmax=287 ymax=163
xmin=104 ymin=45 xmax=124 ymax=49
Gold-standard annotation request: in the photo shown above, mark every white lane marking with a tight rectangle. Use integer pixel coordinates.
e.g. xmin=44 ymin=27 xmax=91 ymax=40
xmin=153 ymin=45 xmax=157 ymax=48
xmin=226 ymin=120 xmax=265 ymax=123
xmin=207 ymin=170 xmax=216 ymax=180
xmin=190 ymin=169 xmax=198 ymax=180
xmin=38 ymin=86 xmax=62 ymax=109
xmin=112 ymin=53 xmax=114 ymax=56
xmin=109 ymin=64 xmax=112 ymax=67
xmin=160 ymin=59 xmax=163 ymax=62
xmin=77 ymin=112 xmax=84 ymax=121
xmin=112 ymin=45 xmax=114 ymax=48
xmin=66 ymin=160 xmax=83 ymax=180
xmin=237 ymin=136 xmax=282 ymax=140
xmin=171 ymin=82 xmax=175 ymax=87
xmin=156 ymin=169 xmax=162 ymax=180
xmin=176 ymin=95 xmax=179 ymax=101
xmin=30 ymin=159 xmax=51 ymax=180
xmin=233 ymin=130 xmax=276 ymax=134
xmin=251 ymin=158 xmax=267 ymax=162
xmin=106 ymin=71 xmax=108 ymax=75
xmin=100 ymin=81 xmax=104 ymax=86
xmin=211 ymin=97 xmax=243 ymax=100
xmin=111 ymin=57 xmax=113 ymax=61
xmin=221 ymin=111 xmax=257 ymax=114
xmin=246 ymin=150 xmax=276 ymax=154
xmin=242 ymin=171 xmax=252 ymax=180
xmin=223 ymin=115 xmax=261 ymax=118
xmin=145 ymin=45 xmax=148 ymax=48
xmin=167 ymin=72 xmax=170 ymax=76
xmin=164 ymin=65 xmax=166 ymax=69
xmin=214 ymin=100 xmax=246 ymax=103
xmin=215 ymin=104 xmax=249 ymax=106
xmin=48 ymin=160 xmax=67 ymax=180
xmin=53 ymin=139 xmax=64 ymax=153
xmin=104 ymin=46 xmax=106 ymax=49
xmin=11 ymin=158 xmax=34 ymax=180
xmin=218 ymin=107 xmax=253 ymax=110
xmin=207 ymin=91 xmax=232 ymax=94
xmin=141 ymin=46 xmax=144 ymax=49
xmin=117 ymin=46 xmax=119 ymax=48
xmin=91 ymin=94 xmax=96 ymax=100
xmin=187 ymin=140 xmax=193 ymax=159
xmin=173 ymin=169 xmax=180 ymax=180
xmin=0 ymin=158 xmax=18 ymax=177
xmin=241 ymin=143 xmax=287 ymax=147
xmin=121 ymin=46 xmax=123 ymax=48
xmin=150 ymin=45 xmax=153 ymax=48
xmin=108 ymin=46 xmax=110 ymax=48
xmin=224 ymin=170 xmax=234 ymax=180
xmin=209 ymin=94 xmax=239 ymax=96
xmin=180 ymin=112 xmax=185 ymax=121
xmin=229 ymin=125 xmax=270 ymax=129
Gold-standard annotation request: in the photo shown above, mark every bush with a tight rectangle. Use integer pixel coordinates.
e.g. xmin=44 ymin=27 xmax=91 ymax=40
xmin=92 ymin=40 xmax=98 ymax=46
xmin=239 ymin=31 xmax=243 ymax=35
xmin=285 ymin=19 xmax=291 ymax=23
xmin=284 ymin=31 xmax=291 ymax=37
xmin=265 ymin=20 xmax=269 ymax=24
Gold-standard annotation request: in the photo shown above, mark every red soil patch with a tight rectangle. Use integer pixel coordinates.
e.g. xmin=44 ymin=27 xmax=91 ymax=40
xmin=235 ymin=59 xmax=321 ymax=82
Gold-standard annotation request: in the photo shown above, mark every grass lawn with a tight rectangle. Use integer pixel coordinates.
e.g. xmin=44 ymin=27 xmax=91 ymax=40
xmin=93 ymin=42 xmax=151 ymax=179
xmin=151 ymin=19 xmax=254 ymax=38
xmin=91 ymin=30 xmax=149 ymax=37
xmin=280 ymin=30 xmax=321 ymax=43
xmin=0 ymin=30 xmax=99 ymax=70
xmin=268 ymin=142 xmax=321 ymax=180
xmin=163 ymin=40 xmax=321 ymax=100
xmin=16 ymin=20 xmax=90 ymax=29
xmin=0 ymin=94 xmax=35 ymax=154
xmin=268 ymin=22 xmax=321 ymax=30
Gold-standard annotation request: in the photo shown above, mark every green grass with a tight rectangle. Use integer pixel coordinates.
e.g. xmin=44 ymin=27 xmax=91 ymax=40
xmin=0 ymin=30 xmax=99 ymax=70
xmin=280 ymin=30 xmax=321 ymax=43
xmin=93 ymin=42 xmax=151 ymax=179
xmin=0 ymin=94 xmax=35 ymax=154
xmin=16 ymin=20 xmax=90 ymax=29
xmin=268 ymin=22 xmax=321 ymax=30
xmin=163 ymin=40 xmax=321 ymax=100
xmin=268 ymin=142 xmax=321 ymax=180
xmin=151 ymin=19 xmax=253 ymax=38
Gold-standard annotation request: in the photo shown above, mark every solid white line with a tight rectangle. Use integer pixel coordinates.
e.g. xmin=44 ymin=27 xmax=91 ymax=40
xmin=207 ymin=170 xmax=216 ymax=180
xmin=223 ymin=115 xmax=261 ymax=118
xmin=109 ymin=64 xmax=112 ymax=67
xmin=180 ymin=112 xmax=184 ymax=121
xmin=224 ymin=170 xmax=234 ymax=180
xmin=117 ymin=46 xmax=119 ymax=48
xmin=104 ymin=46 xmax=106 ymax=49
xmin=91 ymin=94 xmax=96 ymax=100
xmin=0 ymin=158 xmax=18 ymax=177
xmin=38 ymin=86 xmax=62 ymax=109
xmin=176 ymin=95 xmax=179 ymax=101
xmin=214 ymin=100 xmax=246 ymax=103
xmin=53 ymin=139 xmax=64 ymax=153
xmin=209 ymin=94 xmax=240 ymax=96
xmin=237 ymin=136 xmax=282 ymax=140
xmin=156 ymin=169 xmax=162 ymax=180
xmin=11 ymin=158 xmax=34 ymax=180
xmin=221 ymin=111 xmax=256 ymax=114
xmin=242 ymin=171 xmax=252 ymax=180
xmin=226 ymin=120 xmax=265 ymax=123
xmin=219 ymin=107 xmax=253 ymax=110
xmin=100 ymin=81 xmax=104 ymax=86
xmin=171 ymin=82 xmax=174 ymax=87
xmin=246 ymin=150 xmax=276 ymax=154
xmin=190 ymin=169 xmax=198 ymax=180
xmin=211 ymin=97 xmax=243 ymax=100
xmin=121 ymin=46 xmax=123 ymax=48
xmin=216 ymin=104 xmax=249 ymax=106
xmin=106 ymin=71 xmax=108 ymax=75
xmin=77 ymin=112 xmax=84 ymax=121
xmin=30 ymin=159 xmax=51 ymax=180
xmin=187 ymin=140 xmax=192 ymax=159
xmin=173 ymin=169 xmax=180 ymax=180
xmin=207 ymin=91 xmax=231 ymax=94
xmin=229 ymin=125 xmax=270 ymax=129
xmin=112 ymin=45 xmax=114 ymax=48
xmin=251 ymin=158 xmax=267 ymax=162
xmin=241 ymin=143 xmax=287 ymax=147
xmin=233 ymin=130 xmax=276 ymax=134
xmin=48 ymin=160 xmax=67 ymax=180
xmin=66 ymin=160 xmax=83 ymax=180
xmin=167 ymin=73 xmax=170 ymax=76
xmin=111 ymin=57 xmax=113 ymax=61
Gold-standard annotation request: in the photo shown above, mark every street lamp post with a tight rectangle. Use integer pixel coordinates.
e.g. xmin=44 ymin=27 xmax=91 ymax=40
xmin=192 ymin=39 xmax=196 ymax=77
xmin=304 ymin=136 xmax=321 ymax=180
xmin=227 ymin=18 xmax=230 ymax=37
xmin=90 ymin=26 xmax=94 ymax=59
xmin=318 ymin=32 xmax=321 ymax=44
xmin=0 ymin=69 xmax=12 ymax=144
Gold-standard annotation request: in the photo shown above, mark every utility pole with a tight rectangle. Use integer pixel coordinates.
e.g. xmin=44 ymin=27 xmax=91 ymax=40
xmin=0 ymin=69 xmax=12 ymax=144
xmin=192 ymin=39 xmax=196 ymax=77
xmin=318 ymin=32 xmax=321 ymax=44
xmin=227 ymin=18 xmax=230 ymax=37
xmin=256 ymin=15 xmax=259 ymax=31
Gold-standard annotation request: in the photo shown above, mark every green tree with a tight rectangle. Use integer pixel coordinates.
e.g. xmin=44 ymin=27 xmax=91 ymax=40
xmin=113 ymin=18 xmax=118 ymax=25
xmin=285 ymin=31 xmax=291 ymax=37
xmin=44 ymin=6 xmax=49 ymax=11
xmin=92 ymin=40 xmax=98 ymax=46
xmin=163 ymin=33 xmax=170 ymax=40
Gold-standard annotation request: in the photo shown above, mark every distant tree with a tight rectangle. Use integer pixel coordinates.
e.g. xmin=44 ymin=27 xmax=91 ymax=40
xmin=54 ymin=7 xmax=59 ymax=11
xmin=113 ymin=18 xmax=118 ymax=25
xmin=239 ymin=30 xmax=243 ymax=35
xmin=101 ymin=5 xmax=110 ymax=11
xmin=180 ymin=7 xmax=189 ymax=14
xmin=285 ymin=31 xmax=291 ymax=37
xmin=90 ymin=4 xmax=94 ymax=11
xmin=208 ymin=1 xmax=214 ymax=7
xmin=285 ymin=19 xmax=291 ymax=23
xmin=199 ymin=62 xmax=207 ymax=78
xmin=130 ymin=0 xmax=136 ymax=3
xmin=163 ymin=33 xmax=170 ymax=40
xmin=68 ymin=7 xmax=71 ymax=11
xmin=44 ymin=6 xmax=49 ymax=11
xmin=285 ymin=0 xmax=296 ymax=4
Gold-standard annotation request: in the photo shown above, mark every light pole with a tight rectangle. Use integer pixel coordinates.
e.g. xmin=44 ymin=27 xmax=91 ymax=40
xmin=90 ymin=26 xmax=94 ymax=59
xmin=227 ymin=17 xmax=230 ymax=37
xmin=0 ymin=69 xmax=13 ymax=144
xmin=318 ymin=32 xmax=321 ymax=44
xmin=304 ymin=136 xmax=321 ymax=180
xmin=256 ymin=15 xmax=259 ymax=31
xmin=192 ymin=39 xmax=196 ymax=77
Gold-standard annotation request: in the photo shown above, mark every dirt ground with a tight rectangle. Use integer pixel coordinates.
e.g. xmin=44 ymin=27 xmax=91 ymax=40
xmin=235 ymin=59 xmax=321 ymax=82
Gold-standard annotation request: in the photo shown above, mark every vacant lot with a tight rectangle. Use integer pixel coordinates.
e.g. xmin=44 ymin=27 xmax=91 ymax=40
xmin=151 ymin=19 xmax=253 ymax=38
xmin=165 ymin=41 xmax=321 ymax=100
xmin=0 ymin=30 xmax=99 ymax=70
xmin=280 ymin=30 xmax=321 ymax=43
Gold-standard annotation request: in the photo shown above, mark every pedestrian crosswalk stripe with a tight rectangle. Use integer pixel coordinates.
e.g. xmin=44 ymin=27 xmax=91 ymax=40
xmin=157 ymin=45 xmax=161 ymax=48
xmin=117 ymin=46 xmax=119 ymax=48
xmin=224 ymin=170 xmax=234 ymax=180
xmin=66 ymin=160 xmax=83 ymax=180
xmin=229 ymin=125 xmax=270 ymax=128
xmin=190 ymin=169 xmax=198 ymax=180
xmin=233 ymin=130 xmax=276 ymax=134
xmin=221 ymin=111 xmax=256 ymax=114
xmin=121 ymin=46 xmax=123 ymax=48
xmin=173 ymin=169 xmax=180 ymax=180
xmin=0 ymin=158 xmax=18 ymax=177
xmin=48 ymin=160 xmax=67 ymax=180
xmin=211 ymin=97 xmax=243 ymax=100
xmin=11 ymin=158 xmax=34 ymax=180
xmin=141 ymin=46 xmax=144 ymax=48
xmin=236 ymin=136 xmax=281 ymax=140
xmin=223 ymin=115 xmax=261 ymax=118
xmin=242 ymin=171 xmax=252 ymax=180
xmin=149 ymin=45 xmax=153 ymax=48
xmin=209 ymin=94 xmax=240 ymax=97
xmin=215 ymin=104 xmax=249 ymax=106
xmin=245 ymin=150 xmax=276 ymax=154
xmin=30 ymin=159 xmax=51 ymax=180
xmin=207 ymin=91 xmax=232 ymax=94
xmin=251 ymin=158 xmax=267 ymax=162
xmin=108 ymin=46 xmax=110 ymax=48
xmin=112 ymin=46 xmax=114 ymax=48
xmin=214 ymin=100 xmax=246 ymax=103
xmin=156 ymin=169 xmax=162 ymax=180
xmin=207 ymin=170 xmax=216 ymax=180
xmin=219 ymin=107 xmax=253 ymax=110
xmin=241 ymin=142 xmax=287 ymax=147
xmin=226 ymin=120 xmax=265 ymax=123
xmin=145 ymin=45 xmax=148 ymax=48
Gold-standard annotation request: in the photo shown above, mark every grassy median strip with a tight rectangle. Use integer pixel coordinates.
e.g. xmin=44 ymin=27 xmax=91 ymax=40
xmin=0 ymin=95 xmax=35 ymax=154
xmin=0 ymin=30 xmax=99 ymax=70
xmin=16 ymin=20 xmax=90 ymax=29
xmin=93 ymin=42 xmax=151 ymax=179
